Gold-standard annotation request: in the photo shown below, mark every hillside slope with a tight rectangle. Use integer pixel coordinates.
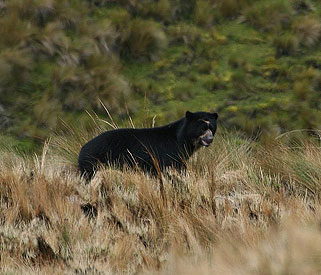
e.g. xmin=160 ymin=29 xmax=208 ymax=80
xmin=0 ymin=0 xmax=321 ymax=151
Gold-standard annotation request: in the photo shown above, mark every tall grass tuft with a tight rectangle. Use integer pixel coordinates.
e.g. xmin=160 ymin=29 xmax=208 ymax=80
xmin=292 ymin=16 xmax=321 ymax=47
xmin=244 ymin=0 xmax=293 ymax=31
xmin=122 ymin=19 xmax=168 ymax=61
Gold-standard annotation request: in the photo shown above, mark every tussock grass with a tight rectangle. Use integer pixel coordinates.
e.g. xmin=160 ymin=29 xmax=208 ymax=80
xmin=292 ymin=16 xmax=321 ymax=47
xmin=123 ymin=19 xmax=168 ymax=61
xmin=244 ymin=0 xmax=293 ymax=31
xmin=1 ymin=129 xmax=321 ymax=274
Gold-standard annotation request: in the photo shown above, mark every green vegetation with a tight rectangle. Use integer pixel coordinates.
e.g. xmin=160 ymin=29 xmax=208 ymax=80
xmin=0 ymin=0 xmax=321 ymax=151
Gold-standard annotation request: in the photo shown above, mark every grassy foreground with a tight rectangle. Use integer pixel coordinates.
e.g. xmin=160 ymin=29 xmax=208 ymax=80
xmin=1 ymin=129 xmax=321 ymax=274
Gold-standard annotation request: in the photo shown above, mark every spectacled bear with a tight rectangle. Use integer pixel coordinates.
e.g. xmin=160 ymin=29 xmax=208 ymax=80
xmin=78 ymin=111 xmax=218 ymax=179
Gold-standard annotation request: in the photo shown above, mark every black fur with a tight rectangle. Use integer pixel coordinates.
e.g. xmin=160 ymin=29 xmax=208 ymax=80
xmin=78 ymin=111 xmax=218 ymax=179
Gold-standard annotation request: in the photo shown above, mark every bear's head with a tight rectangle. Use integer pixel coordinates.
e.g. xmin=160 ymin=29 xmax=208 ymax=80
xmin=183 ymin=111 xmax=218 ymax=149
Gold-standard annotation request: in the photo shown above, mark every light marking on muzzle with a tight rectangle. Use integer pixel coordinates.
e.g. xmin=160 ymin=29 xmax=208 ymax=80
xmin=201 ymin=120 xmax=210 ymax=125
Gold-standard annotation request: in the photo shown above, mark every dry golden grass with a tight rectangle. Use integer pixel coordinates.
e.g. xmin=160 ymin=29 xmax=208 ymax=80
xmin=0 ymin=130 xmax=321 ymax=274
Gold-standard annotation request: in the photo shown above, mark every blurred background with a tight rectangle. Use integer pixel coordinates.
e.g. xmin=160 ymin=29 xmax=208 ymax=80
xmin=0 ymin=0 xmax=320 ymax=153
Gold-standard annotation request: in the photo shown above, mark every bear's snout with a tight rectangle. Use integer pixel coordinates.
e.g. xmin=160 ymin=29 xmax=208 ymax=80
xmin=199 ymin=129 xmax=214 ymax=147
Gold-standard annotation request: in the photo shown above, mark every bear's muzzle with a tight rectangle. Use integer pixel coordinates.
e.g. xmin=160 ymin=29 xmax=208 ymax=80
xmin=199 ymin=129 xmax=214 ymax=147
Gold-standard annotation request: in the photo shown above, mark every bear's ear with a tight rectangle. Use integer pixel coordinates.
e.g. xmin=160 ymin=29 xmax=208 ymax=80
xmin=185 ymin=111 xmax=196 ymax=120
xmin=211 ymin=112 xmax=218 ymax=119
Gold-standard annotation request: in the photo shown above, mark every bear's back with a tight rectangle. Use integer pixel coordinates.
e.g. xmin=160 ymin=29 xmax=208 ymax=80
xmin=78 ymin=123 xmax=182 ymax=177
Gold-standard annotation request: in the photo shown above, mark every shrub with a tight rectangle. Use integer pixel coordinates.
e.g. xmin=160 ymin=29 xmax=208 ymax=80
xmin=0 ymin=8 xmax=35 ymax=48
xmin=122 ymin=19 xmax=168 ymax=61
xmin=167 ymin=23 xmax=201 ymax=45
xmin=244 ymin=0 xmax=294 ymax=31
xmin=0 ymin=48 xmax=32 ymax=97
xmin=217 ymin=0 xmax=254 ymax=18
xmin=231 ymin=69 xmax=250 ymax=93
xmin=99 ymin=6 xmax=131 ymax=31
xmin=171 ymin=81 xmax=194 ymax=101
xmin=33 ymin=95 xmax=62 ymax=130
xmin=292 ymin=16 xmax=321 ymax=47
xmin=148 ymin=0 xmax=172 ymax=22
xmin=194 ymin=0 xmax=214 ymax=27
xmin=176 ymin=0 xmax=196 ymax=19
xmin=292 ymin=0 xmax=315 ymax=13
xmin=53 ymin=61 xmax=131 ymax=115
xmin=273 ymin=32 xmax=299 ymax=56
xmin=89 ymin=19 xmax=119 ymax=56
xmin=289 ymin=67 xmax=321 ymax=129
xmin=200 ymin=74 xmax=218 ymax=91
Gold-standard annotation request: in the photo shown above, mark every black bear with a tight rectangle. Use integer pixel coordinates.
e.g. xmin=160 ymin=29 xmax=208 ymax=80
xmin=78 ymin=111 xmax=218 ymax=179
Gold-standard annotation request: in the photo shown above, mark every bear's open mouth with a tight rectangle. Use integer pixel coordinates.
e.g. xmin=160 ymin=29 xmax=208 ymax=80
xmin=200 ymin=138 xmax=211 ymax=147
xmin=199 ymin=129 xmax=213 ymax=147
